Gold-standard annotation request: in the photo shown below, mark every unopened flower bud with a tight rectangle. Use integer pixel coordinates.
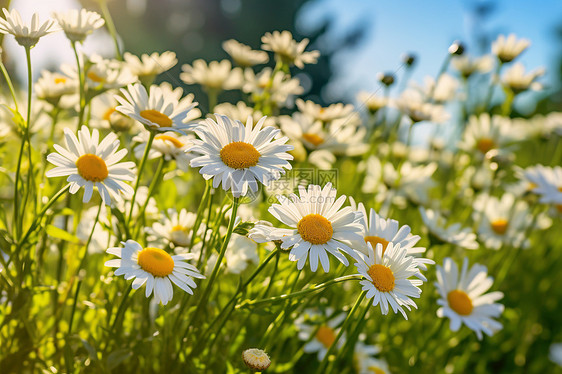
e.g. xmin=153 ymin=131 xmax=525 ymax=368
xmin=448 ymin=41 xmax=465 ymax=56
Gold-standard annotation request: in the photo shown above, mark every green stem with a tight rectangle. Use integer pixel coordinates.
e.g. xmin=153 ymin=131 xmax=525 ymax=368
xmin=237 ymin=275 xmax=362 ymax=309
xmin=71 ymin=42 xmax=86 ymax=129
xmin=190 ymin=181 xmax=212 ymax=251
xmin=132 ymin=156 xmax=166 ymax=239
xmin=127 ymin=131 xmax=155 ymax=226
xmin=0 ymin=59 xmax=18 ymax=112
xmin=316 ymin=290 xmax=366 ymax=374
xmin=99 ymin=0 xmax=122 ymax=60
xmin=110 ymin=285 xmax=133 ymax=333
xmin=207 ymin=89 xmax=218 ymax=113
xmin=19 ymin=47 xmax=34 ymax=233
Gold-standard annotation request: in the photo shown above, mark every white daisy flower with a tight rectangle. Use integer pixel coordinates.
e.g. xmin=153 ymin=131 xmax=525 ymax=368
xmin=146 ymin=208 xmax=199 ymax=249
xmin=133 ymin=131 xmax=194 ymax=172
xmin=356 ymin=91 xmax=387 ymax=114
xmin=104 ymin=239 xmax=205 ymax=305
xmin=180 ymin=59 xmax=243 ymax=91
xmin=222 ymin=39 xmax=268 ymax=67
xmin=353 ymin=341 xmax=382 ymax=374
xmin=123 ymin=51 xmax=177 ymax=80
xmin=296 ymin=99 xmax=355 ymax=123
xmin=492 ymin=33 xmax=530 ymax=63
xmin=458 ymin=113 xmax=513 ymax=157
xmin=419 ymin=207 xmax=479 ymax=250
xmin=350 ymin=200 xmax=432 ymax=274
xmin=521 ymin=165 xmax=562 ymax=204
xmin=380 ymin=161 xmax=438 ymax=207
xmin=394 ymin=89 xmax=450 ymax=124
xmin=296 ymin=308 xmax=346 ymax=361
xmin=62 ymin=54 xmax=137 ymax=92
xmin=225 ymin=234 xmax=259 ymax=274
xmin=473 ymin=193 xmax=531 ymax=250
xmin=115 ymin=83 xmax=197 ymax=133
xmin=501 ymin=62 xmax=545 ymax=94
xmin=90 ymin=91 xmax=138 ymax=132
xmin=261 ymin=30 xmax=320 ymax=68
xmin=451 ymin=54 xmax=494 ymax=78
xmin=435 ymin=257 xmax=504 ymax=340
xmin=359 ymin=358 xmax=391 ymax=374
xmin=189 ymin=114 xmax=293 ymax=197
xmin=214 ymin=101 xmax=275 ymax=127
xmin=52 ymin=9 xmax=104 ymax=43
xmin=354 ymin=241 xmax=427 ymax=320
xmin=415 ymin=73 xmax=459 ymax=103
xmin=0 ymin=8 xmax=58 ymax=48
xmin=157 ymin=82 xmax=202 ymax=124
xmin=46 ymin=126 xmax=135 ymax=205
xmin=35 ymin=70 xmax=77 ymax=104
xmin=263 ymin=183 xmax=363 ymax=272
xmin=242 ymin=67 xmax=304 ymax=106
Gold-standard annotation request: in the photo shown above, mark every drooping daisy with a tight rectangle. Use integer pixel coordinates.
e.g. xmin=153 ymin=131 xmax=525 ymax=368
xmin=222 ymin=39 xmax=268 ymax=67
xmin=123 ymin=51 xmax=177 ymax=82
xmin=52 ymin=9 xmax=104 ymax=43
xmin=492 ymin=34 xmax=530 ymax=63
xmin=242 ymin=348 xmax=271 ymax=371
xmin=295 ymin=308 xmax=346 ymax=361
xmin=115 ymin=83 xmax=197 ymax=133
xmin=180 ymin=59 xmax=243 ymax=92
xmin=296 ymin=99 xmax=355 ymax=123
xmin=0 ymin=8 xmax=58 ymax=48
xmin=435 ymin=257 xmax=504 ymax=340
xmin=189 ymin=114 xmax=293 ymax=197
xmin=354 ymin=241 xmax=427 ymax=320
xmin=261 ymin=30 xmax=320 ymax=68
xmin=350 ymin=200 xmax=432 ymax=275
xmin=451 ymin=54 xmax=494 ymax=79
xmin=262 ymin=183 xmax=363 ymax=272
xmin=419 ymin=207 xmax=479 ymax=250
xmin=501 ymin=62 xmax=545 ymax=94
xmin=133 ymin=131 xmax=194 ymax=171
xmin=146 ymin=208 xmax=199 ymax=249
xmin=46 ymin=126 xmax=135 ymax=205
xmin=35 ymin=70 xmax=77 ymax=104
xmin=104 ymin=240 xmax=205 ymax=305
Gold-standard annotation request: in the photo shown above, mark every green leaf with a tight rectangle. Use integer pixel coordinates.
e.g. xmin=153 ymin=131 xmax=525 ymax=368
xmin=106 ymin=349 xmax=133 ymax=370
xmin=45 ymin=225 xmax=81 ymax=244
xmin=233 ymin=221 xmax=255 ymax=236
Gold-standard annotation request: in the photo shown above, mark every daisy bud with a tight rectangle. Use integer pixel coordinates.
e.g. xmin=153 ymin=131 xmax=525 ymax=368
xmin=402 ymin=52 xmax=416 ymax=67
xmin=448 ymin=40 xmax=465 ymax=56
xmin=377 ymin=72 xmax=395 ymax=87
xmin=242 ymin=348 xmax=271 ymax=372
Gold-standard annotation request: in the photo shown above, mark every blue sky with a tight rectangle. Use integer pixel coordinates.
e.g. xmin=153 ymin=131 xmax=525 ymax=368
xmin=298 ymin=0 xmax=562 ymax=101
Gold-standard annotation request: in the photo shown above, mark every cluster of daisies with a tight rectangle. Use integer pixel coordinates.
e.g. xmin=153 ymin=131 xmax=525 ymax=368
xmin=1 ymin=4 xmax=562 ymax=373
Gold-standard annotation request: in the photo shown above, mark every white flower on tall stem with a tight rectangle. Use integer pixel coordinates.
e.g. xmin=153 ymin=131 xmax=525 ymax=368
xmin=354 ymin=241 xmax=428 ymax=320
xmin=46 ymin=126 xmax=135 ymax=205
xmin=115 ymin=83 xmax=197 ymax=133
xmin=222 ymin=39 xmax=268 ymax=67
xmin=419 ymin=207 xmax=479 ymax=250
xmin=104 ymin=240 xmax=205 ymax=305
xmin=501 ymin=63 xmax=545 ymax=94
xmin=180 ymin=59 xmax=243 ymax=92
xmin=123 ymin=51 xmax=177 ymax=81
xmin=435 ymin=257 xmax=504 ymax=340
xmin=189 ymin=114 xmax=293 ymax=197
xmin=0 ymin=9 xmax=58 ymax=48
xmin=261 ymin=30 xmax=320 ymax=68
xmin=62 ymin=54 xmax=137 ymax=92
xmin=261 ymin=183 xmax=363 ymax=272
xmin=492 ymin=34 xmax=530 ymax=63
xmin=52 ymin=9 xmax=105 ymax=43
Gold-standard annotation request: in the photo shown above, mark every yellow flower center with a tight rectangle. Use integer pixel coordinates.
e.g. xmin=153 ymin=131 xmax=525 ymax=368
xmin=527 ymin=182 xmax=538 ymax=191
xmin=140 ymin=109 xmax=173 ymax=127
xmin=87 ymin=71 xmax=105 ymax=83
xmin=476 ymin=137 xmax=495 ymax=154
xmin=103 ymin=107 xmax=116 ymax=121
xmin=171 ymin=225 xmax=187 ymax=232
xmin=447 ymin=289 xmax=473 ymax=315
xmin=54 ymin=77 xmax=67 ymax=84
xmin=75 ymin=154 xmax=108 ymax=182
xmin=137 ymin=247 xmax=175 ymax=277
xmin=302 ymin=133 xmax=324 ymax=146
xmin=490 ymin=218 xmax=508 ymax=235
xmin=315 ymin=325 xmax=336 ymax=348
xmin=367 ymin=264 xmax=395 ymax=292
xmin=155 ymin=134 xmax=184 ymax=148
xmin=220 ymin=141 xmax=261 ymax=169
xmin=297 ymin=214 xmax=333 ymax=245
xmin=364 ymin=236 xmax=389 ymax=255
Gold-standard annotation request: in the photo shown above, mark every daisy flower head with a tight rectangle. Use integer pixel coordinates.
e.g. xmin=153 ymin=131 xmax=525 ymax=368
xmin=242 ymin=348 xmax=271 ymax=371
xmin=115 ymin=83 xmax=197 ymax=134
xmin=265 ymin=183 xmax=363 ymax=272
xmin=146 ymin=208 xmax=199 ymax=249
xmin=459 ymin=113 xmax=513 ymax=158
xmin=261 ymin=30 xmax=320 ymax=68
xmin=419 ymin=207 xmax=479 ymax=250
xmin=189 ymin=114 xmax=293 ymax=198
xmin=296 ymin=99 xmax=355 ymax=123
xmin=213 ymin=101 xmax=275 ymax=127
xmin=295 ymin=308 xmax=346 ymax=361
xmin=354 ymin=241 xmax=427 ymax=320
xmin=359 ymin=358 xmax=390 ymax=374
xmin=123 ymin=51 xmax=177 ymax=84
xmin=352 ymin=341 xmax=382 ymax=374
xmin=35 ymin=70 xmax=77 ymax=105
xmin=180 ymin=59 xmax=243 ymax=92
xmin=492 ymin=33 xmax=530 ymax=63
xmin=394 ymin=89 xmax=450 ymax=124
xmin=133 ymin=131 xmax=194 ymax=172
xmin=52 ymin=9 xmax=104 ymax=43
xmin=501 ymin=62 xmax=545 ymax=94
xmin=46 ymin=126 xmax=135 ymax=205
xmin=435 ymin=257 xmax=504 ymax=339
xmin=451 ymin=54 xmax=494 ymax=79
xmin=242 ymin=67 xmax=304 ymax=107
xmin=90 ymin=91 xmax=138 ymax=132
xmin=104 ymin=240 xmax=205 ymax=305
xmin=0 ymin=8 xmax=58 ymax=48
xmin=521 ymin=165 xmax=562 ymax=204
xmin=356 ymin=91 xmax=387 ymax=115
xmin=222 ymin=39 xmax=268 ymax=67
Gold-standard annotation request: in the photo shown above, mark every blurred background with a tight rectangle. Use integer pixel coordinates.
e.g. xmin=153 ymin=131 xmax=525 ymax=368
xmin=1 ymin=0 xmax=562 ymax=118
